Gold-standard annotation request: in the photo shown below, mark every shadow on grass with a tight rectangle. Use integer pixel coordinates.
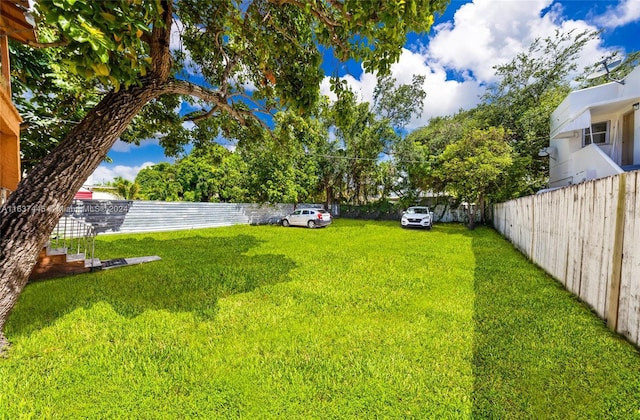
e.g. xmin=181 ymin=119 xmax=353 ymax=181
xmin=470 ymin=227 xmax=640 ymax=418
xmin=7 ymin=234 xmax=296 ymax=338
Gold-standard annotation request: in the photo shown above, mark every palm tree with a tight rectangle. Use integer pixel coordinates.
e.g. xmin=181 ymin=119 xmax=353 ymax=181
xmin=113 ymin=177 xmax=140 ymax=200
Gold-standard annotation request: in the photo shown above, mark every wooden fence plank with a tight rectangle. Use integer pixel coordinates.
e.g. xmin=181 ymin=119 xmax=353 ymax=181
xmin=536 ymin=193 xmax=550 ymax=275
xmin=605 ymin=174 xmax=624 ymax=329
xmin=631 ymin=173 xmax=640 ymax=344
xmin=557 ymin=188 xmax=570 ymax=286
xmin=618 ymin=172 xmax=639 ymax=342
xmin=493 ymin=172 xmax=640 ymax=347
xmin=574 ymin=183 xmax=587 ymax=298
xmin=594 ymin=178 xmax=612 ymax=317
xmin=562 ymin=187 xmax=575 ymax=290
xmin=581 ymin=181 xmax=605 ymax=316
xmin=600 ymin=176 xmax=615 ymax=318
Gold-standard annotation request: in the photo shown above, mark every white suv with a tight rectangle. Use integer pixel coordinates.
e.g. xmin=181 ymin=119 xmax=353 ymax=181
xmin=282 ymin=208 xmax=332 ymax=228
xmin=401 ymin=206 xmax=433 ymax=229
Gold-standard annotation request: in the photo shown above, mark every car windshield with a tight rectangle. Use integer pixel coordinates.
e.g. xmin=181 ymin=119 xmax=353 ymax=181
xmin=407 ymin=207 xmax=428 ymax=214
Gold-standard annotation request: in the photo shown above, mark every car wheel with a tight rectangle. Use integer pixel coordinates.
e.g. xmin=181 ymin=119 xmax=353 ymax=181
xmin=426 ymin=224 xmax=432 ymax=230
xmin=282 ymin=219 xmax=290 ymax=227
xmin=307 ymin=220 xmax=316 ymax=229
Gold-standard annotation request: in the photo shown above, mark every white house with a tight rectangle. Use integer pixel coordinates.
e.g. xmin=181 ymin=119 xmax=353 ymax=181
xmin=546 ymin=65 xmax=640 ymax=188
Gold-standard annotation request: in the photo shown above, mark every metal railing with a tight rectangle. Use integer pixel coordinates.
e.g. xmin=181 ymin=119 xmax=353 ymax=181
xmin=50 ymin=214 xmax=97 ymax=267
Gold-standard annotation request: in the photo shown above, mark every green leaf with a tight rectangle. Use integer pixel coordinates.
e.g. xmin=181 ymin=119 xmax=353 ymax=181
xmin=86 ymin=37 xmax=100 ymax=52
xmin=91 ymin=62 xmax=110 ymax=76
xmin=98 ymin=49 xmax=110 ymax=64
xmin=100 ymin=12 xmax=117 ymax=24
xmin=57 ymin=15 xmax=71 ymax=30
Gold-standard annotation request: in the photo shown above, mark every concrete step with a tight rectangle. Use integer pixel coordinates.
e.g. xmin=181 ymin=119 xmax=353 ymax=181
xmin=30 ymin=246 xmax=90 ymax=281
xmin=85 ymin=258 xmax=102 ymax=268
xmin=44 ymin=247 xmax=67 ymax=256
xmin=66 ymin=253 xmax=85 ymax=262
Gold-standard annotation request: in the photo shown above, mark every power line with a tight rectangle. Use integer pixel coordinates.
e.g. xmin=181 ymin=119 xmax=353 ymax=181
xmin=307 ymin=153 xmax=379 ymax=162
xmin=304 ymin=151 xmax=430 ymax=164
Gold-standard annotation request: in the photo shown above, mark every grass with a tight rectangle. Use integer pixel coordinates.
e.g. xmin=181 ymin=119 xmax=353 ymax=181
xmin=1 ymin=220 xmax=640 ymax=418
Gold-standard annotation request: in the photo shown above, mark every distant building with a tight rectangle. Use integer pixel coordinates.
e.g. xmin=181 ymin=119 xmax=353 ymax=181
xmin=546 ymin=65 xmax=640 ymax=189
xmin=78 ymin=175 xmax=120 ymax=200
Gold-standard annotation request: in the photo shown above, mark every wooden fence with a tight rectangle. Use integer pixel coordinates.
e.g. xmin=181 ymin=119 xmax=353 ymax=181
xmin=493 ymin=171 xmax=640 ymax=347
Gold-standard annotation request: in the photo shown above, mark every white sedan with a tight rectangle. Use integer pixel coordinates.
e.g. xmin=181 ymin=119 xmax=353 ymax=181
xmin=281 ymin=208 xmax=332 ymax=228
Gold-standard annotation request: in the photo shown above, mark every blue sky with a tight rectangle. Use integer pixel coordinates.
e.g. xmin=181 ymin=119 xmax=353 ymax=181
xmin=91 ymin=0 xmax=640 ymax=185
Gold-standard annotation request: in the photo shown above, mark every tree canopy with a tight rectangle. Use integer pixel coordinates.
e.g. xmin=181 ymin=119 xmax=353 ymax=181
xmin=401 ymin=29 xmax=615 ymax=209
xmin=0 ymin=0 xmax=450 ymax=352
xmin=131 ymin=70 xmax=427 ymax=207
xmin=476 ymin=29 xmax=599 ymax=197
xmin=434 ymin=126 xmax=512 ymax=228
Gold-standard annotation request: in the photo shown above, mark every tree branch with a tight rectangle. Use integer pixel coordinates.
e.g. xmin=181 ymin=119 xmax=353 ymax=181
xmin=184 ymin=107 xmax=216 ymax=123
xmin=148 ymin=0 xmax=174 ymax=80
xmin=25 ymin=37 xmax=68 ymax=48
xmin=163 ymin=79 xmax=268 ymax=130
xmin=269 ymin=0 xmax=351 ymax=59
xmin=270 ymin=0 xmax=343 ymax=27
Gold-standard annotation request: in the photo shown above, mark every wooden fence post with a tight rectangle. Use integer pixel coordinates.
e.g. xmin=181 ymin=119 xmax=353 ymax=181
xmin=607 ymin=173 xmax=626 ymax=331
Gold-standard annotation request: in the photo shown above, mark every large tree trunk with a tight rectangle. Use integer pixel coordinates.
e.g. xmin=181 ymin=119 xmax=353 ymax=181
xmin=466 ymin=206 xmax=476 ymax=230
xmin=324 ymin=184 xmax=333 ymax=211
xmin=0 ymin=79 xmax=163 ymax=352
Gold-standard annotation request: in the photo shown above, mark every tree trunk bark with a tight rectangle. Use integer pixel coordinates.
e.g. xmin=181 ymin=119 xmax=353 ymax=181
xmin=324 ymin=183 xmax=333 ymax=211
xmin=0 ymin=79 xmax=164 ymax=352
xmin=465 ymin=206 xmax=475 ymax=229
xmin=478 ymin=195 xmax=487 ymax=225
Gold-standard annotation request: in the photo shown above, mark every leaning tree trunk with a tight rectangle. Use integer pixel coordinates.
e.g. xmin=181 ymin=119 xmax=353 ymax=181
xmin=0 ymin=79 xmax=164 ymax=352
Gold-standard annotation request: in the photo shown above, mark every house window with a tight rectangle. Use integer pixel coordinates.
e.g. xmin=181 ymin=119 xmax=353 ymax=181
xmin=583 ymin=121 xmax=610 ymax=145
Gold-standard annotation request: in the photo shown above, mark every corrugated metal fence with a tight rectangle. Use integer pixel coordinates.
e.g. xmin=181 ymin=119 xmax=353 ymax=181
xmin=493 ymin=172 xmax=640 ymax=346
xmin=67 ymin=200 xmax=297 ymax=234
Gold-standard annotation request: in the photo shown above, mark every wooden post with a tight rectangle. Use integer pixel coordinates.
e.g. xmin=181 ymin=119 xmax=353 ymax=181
xmin=607 ymin=173 xmax=626 ymax=331
xmin=530 ymin=195 xmax=535 ymax=261
xmin=0 ymin=34 xmax=10 ymax=96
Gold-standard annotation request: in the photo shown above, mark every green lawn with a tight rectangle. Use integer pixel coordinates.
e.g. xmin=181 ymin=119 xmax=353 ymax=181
xmin=1 ymin=220 xmax=640 ymax=418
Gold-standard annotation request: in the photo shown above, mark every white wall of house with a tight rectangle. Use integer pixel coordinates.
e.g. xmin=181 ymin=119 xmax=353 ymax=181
xmin=549 ymin=134 xmax=581 ymax=187
xmin=548 ymin=66 xmax=640 ymax=188
xmin=572 ymin=144 xmax=623 ymax=182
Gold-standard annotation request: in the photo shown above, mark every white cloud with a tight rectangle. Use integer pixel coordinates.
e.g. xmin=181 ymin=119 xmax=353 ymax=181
xmin=109 ymin=139 xmax=160 ymax=153
xmin=427 ymin=0 xmax=616 ymax=85
xmin=389 ymin=49 xmax=485 ymax=129
xmin=319 ymin=77 xmax=335 ymax=101
xmin=110 ymin=140 xmax=134 ymax=153
xmin=320 ymin=49 xmax=485 ymax=128
xmin=594 ymin=0 xmax=640 ymax=29
xmin=319 ymin=72 xmax=377 ymax=103
xmin=182 ymin=120 xmax=196 ymax=131
xmin=429 ymin=0 xmax=574 ymax=82
xmin=170 ymin=19 xmax=184 ymax=52
xmin=91 ymin=162 xmax=155 ymax=184
xmin=171 ymin=18 xmax=202 ymax=77
xmin=321 ymin=0 xmax=615 ymax=129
